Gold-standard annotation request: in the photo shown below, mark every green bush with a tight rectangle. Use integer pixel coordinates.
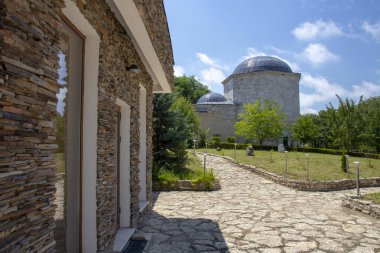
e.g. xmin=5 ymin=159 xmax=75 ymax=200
xmin=193 ymin=170 xmax=216 ymax=190
xmin=226 ymin=136 xmax=236 ymax=143
xmin=212 ymin=136 xmax=222 ymax=146
xmin=157 ymin=169 xmax=179 ymax=184
xmin=287 ymin=147 xmax=380 ymax=159
xmin=198 ymin=129 xmax=209 ymax=148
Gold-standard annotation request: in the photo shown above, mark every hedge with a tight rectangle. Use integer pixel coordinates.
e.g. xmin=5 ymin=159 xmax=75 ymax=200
xmin=207 ymin=142 xmax=276 ymax=151
xmin=289 ymin=147 xmax=380 ymax=159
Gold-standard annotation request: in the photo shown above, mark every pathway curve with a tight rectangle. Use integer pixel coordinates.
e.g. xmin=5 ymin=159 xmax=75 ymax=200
xmin=140 ymin=155 xmax=380 ymax=253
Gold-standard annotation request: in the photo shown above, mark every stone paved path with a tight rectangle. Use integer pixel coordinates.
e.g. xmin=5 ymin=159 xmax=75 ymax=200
xmin=140 ymin=155 xmax=380 ymax=253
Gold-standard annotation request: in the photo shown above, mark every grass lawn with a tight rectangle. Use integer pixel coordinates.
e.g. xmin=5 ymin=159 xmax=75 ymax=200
xmin=363 ymin=192 xmax=380 ymax=205
xmin=197 ymin=148 xmax=380 ymax=181
xmin=155 ymin=153 xmax=215 ymax=185
xmin=55 ymin=153 xmax=65 ymax=173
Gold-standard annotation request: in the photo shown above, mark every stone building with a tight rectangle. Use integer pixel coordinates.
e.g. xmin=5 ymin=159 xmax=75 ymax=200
xmin=196 ymin=56 xmax=300 ymax=144
xmin=0 ymin=0 xmax=173 ymax=252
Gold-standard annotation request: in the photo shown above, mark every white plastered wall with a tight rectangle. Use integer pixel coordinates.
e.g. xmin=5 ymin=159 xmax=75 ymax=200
xmin=62 ymin=1 xmax=99 ymax=252
xmin=115 ymin=99 xmax=131 ymax=227
xmin=138 ymin=85 xmax=147 ymax=205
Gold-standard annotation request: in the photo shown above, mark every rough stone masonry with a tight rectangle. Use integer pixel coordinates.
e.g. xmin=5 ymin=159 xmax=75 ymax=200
xmin=0 ymin=0 xmax=173 ymax=252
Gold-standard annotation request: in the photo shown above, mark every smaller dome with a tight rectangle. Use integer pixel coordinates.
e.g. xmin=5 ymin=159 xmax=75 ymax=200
xmin=197 ymin=92 xmax=232 ymax=104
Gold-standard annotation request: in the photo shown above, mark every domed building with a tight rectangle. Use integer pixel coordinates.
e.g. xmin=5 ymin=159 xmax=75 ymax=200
xmin=196 ymin=56 xmax=300 ymax=145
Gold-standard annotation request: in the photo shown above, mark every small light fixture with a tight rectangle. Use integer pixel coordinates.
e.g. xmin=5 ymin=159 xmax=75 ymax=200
xmin=126 ymin=64 xmax=141 ymax=74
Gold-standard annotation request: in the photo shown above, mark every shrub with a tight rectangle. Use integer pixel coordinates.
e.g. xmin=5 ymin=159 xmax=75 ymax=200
xmin=286 ymin=147 xmax=380 ymax=159
xmin=212 ymin=136 xmax=222 ymax=146
xmin=226 ymin=136 xmax=236 ymax=143
xmin=157 ymin=169 xmax=179 ymax=184
xmin=198 ymin=129 xmax=209 ymax=148
xmin=193 ymin=170 xmax=216 ymax=190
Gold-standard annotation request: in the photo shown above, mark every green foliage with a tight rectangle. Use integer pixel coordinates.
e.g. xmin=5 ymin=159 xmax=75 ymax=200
xmin=332 ymin=95 xmax=365 ymax=151
xmin=172 ymin=96 xmax=200 ymax=140
xmin=173 ymin=75 xmax=210 ymax=104
xmin=291 ymin=96 xmax=380 ymax=153
xmin=157 ymin=169 xmax=179 ymax=184
xmin=235 ymin=98 xmax=286 ymax=146
xmin=291 ymin=114 xmax=320 ymax=147
xmin=360 ymin=97 xmax=380 ymax=153
xmin=154 ymin=153 xmax=216 ymax=190
xmin=244 ymin=138 xmax=252 ymax=144
xmin=153 ymin=94 xmax=199 ymax=173
xmin=341 ymin=150 xmax=347 ymax=172
xmin=198 ymin=128 xmax=209 ymax=148
xmin=212 ymin=136 xmax=222 ymax=145
xmin=193 ymin=170 xmax=216 ymax=190
xmin=226 ymin=136 xmax=236 ymax=143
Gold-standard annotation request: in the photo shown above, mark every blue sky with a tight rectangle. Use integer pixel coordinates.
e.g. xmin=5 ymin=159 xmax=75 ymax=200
xmin=164 ymin=0 xmax=380 ymax=114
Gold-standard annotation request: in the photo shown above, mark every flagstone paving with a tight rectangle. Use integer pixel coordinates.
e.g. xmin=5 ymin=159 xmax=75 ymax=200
xmin=139 ymin=155 xmax=380 ymax=253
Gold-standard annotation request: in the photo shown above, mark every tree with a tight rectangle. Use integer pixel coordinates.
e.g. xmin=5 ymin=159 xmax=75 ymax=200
xmin=332 ymin=95 xmax=364 ymax=152
xmin=171 ymin=96 xmax=200 ymax=139
xmin=235 ymin=98 xmax=286 ymax=147
xmin=291 ymin=114 xmax=320 ymax=147
xmin=173 ymin=75 xmax=210 ymax=104
xmin=153 ymin=94 xmax=200 ymax=173
xmin=360 ymin=96 xmax=380 ymax=152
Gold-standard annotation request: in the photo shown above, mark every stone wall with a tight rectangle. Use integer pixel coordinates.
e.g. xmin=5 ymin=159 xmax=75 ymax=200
xmin=0 ymin=0 xmax=171 ymax=252
xmin=342 ymin=196 xmax=380 ymax=219
xmin=153 ymin=179 xmax=221 ymax=191
xmin=229 ymin=71 xmax=300 ymax=124
xmin=206 ymin=154 xmax=380 ymax=192
xmin=196 ymin=104 xmax=238 ymax=140
xmin=0 ymin=0 xmax=64 ymax=252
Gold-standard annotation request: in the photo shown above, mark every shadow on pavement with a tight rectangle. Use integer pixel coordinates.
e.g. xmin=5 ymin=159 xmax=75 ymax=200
xmin=139 ymin=192 xmax=228 ymax=252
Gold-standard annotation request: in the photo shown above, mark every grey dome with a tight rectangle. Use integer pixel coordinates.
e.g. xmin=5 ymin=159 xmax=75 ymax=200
xmin=233 ymin=56 xmax=292 ymax=75
xmin=196 ymin=92 xmax=233 ymax=104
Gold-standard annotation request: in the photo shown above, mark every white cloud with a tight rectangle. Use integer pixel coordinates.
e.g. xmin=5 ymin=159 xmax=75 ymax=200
xmin=197 ymin=52 xmax=215 ymax=66
xmin=302 ymin=107 xmax=318 ymax=114
xmin=362 ymin=21 xmax=380 ymax=42
xmin=300 ymin=43 xmax=339 ymax=66
xmin=199 ymin=67 xmax=226 ymax=87
xmin=292 ymin=20 xmax=343 ymax=40
xmin=173 ymin=65 xmax=184 ymax=77
xmin=241 ymin=48 xmax=266 ymax=61
xmin=300 ymin=74 xmax=343 ymax=110
xmin=196 ymin=52 xmax=228 ymax=70
xmin=275 ymin=56 xmax=301 ymax=73
xmin=300 ymin=73 xmax=380 ymax=114
xmin=352 ymin=81 xmax=380 ymax=97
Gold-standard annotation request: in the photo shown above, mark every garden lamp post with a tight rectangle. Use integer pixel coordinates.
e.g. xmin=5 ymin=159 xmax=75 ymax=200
xmin=234 ymin=143 xmax=237 ymax=160
xmin=206 ymin=142 xmax=208 ymax=154
xmin=345 ymin=155 xmax=349 ymax=177
xmin=305 ymin=154 xmax=310 ymax=181
xmin=193 ymin=139 xmax=197 ymax=154
xmin=354 ymin=161 xmax=360 ymax=197
xmin=203 ymin=154 xmax=207 ymax=175
xmin=284 ymin=151 xmax=288 ymax=176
